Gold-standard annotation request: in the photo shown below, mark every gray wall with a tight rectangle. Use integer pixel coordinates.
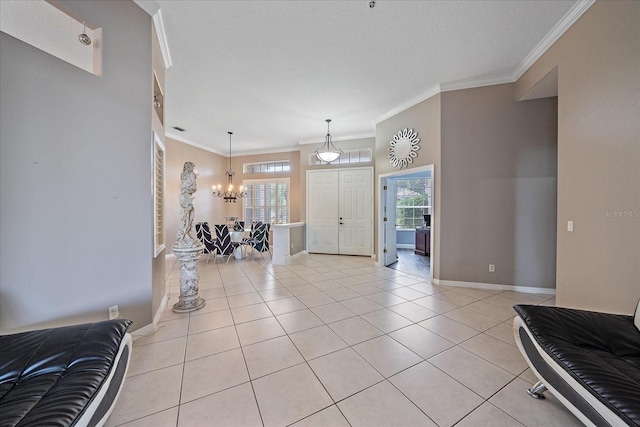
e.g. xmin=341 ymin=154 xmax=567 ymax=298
xmin=516 ymin=1 xmax=640 ymax=314
xmin=375 ymin=84 xmax=557 ymax=290
xmin=440 ymin=83 xmax=558 ymax=288
xmin=0 ymin=0 xmax=153 ymax=333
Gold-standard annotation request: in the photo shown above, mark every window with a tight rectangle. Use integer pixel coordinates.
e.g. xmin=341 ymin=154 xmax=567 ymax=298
xmin=308 ymin=148 xmax=373 ymax=166
xmin=243 ymin=178 xmax=289 ymax=225
xmin=243 ymin=160 xmax=291 ymax=173
xmin=153 ymin=133 xmax=166 ymax=256
xmin=396 ymin=177 xmax=431 ymax=229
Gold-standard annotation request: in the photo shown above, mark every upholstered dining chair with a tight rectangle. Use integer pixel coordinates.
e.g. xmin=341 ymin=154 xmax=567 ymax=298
xmin=195 ymin=222 xmax=217 ymax=263
xmin=213 ymin=224 xmax=242 ymax=263
xmin=246 ymin=223 xmax=271 ymax=260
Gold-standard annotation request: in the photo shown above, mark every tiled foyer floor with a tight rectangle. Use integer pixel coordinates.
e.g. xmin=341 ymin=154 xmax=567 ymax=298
xmin=106 ymin=253 xmax=582 ymax=427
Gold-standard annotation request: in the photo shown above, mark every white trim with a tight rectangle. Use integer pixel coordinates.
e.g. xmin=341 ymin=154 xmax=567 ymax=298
xmin=396 ymin=244 xmax=414 ymax=249
xmin=131 ymin=292 xmax=169 ymax=341
xmin=432 ymin=278 xmax=556 ymax=295
xmin=165 ymin=132 xmax=226 ymax=156
xmin=152 ymin=9 xmax=172 ymax=69
xmin=511 ymin=0 xmax=595 ymax=80
xmin=166 ymin=132 xmax=302 ymax=157
xmin=375 ymin=0 xmax=595 ymax=124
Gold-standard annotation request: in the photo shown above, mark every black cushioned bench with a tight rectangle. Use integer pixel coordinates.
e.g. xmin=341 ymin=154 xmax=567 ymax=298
xmin=0 ymin=319 xmax=132 ymax=427
xmin=513 ymin=304 xmax=640 ymax=427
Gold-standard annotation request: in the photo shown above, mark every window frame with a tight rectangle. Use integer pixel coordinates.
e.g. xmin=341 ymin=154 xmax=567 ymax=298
xmin=242 ymin=177 xmax=290 ymax=225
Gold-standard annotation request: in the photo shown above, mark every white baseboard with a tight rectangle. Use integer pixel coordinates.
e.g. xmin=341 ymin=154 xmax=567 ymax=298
xmin=431 ymin=278 xmax=556 ymax=295
xmin=131 ymin=292 xmax=169 ymax=341
xmin=396 ymin=244 xmax=415 ymax=249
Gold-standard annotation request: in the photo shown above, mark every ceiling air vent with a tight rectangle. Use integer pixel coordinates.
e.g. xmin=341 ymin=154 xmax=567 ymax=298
xmin=173 ymin=126 xmax=186 ymax=132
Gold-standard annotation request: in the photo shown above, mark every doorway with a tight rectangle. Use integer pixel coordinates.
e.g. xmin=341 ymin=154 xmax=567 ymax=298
xmin=378 ymin=165 xmax=434 ymax=277
xmin=307 ymin=167 xmax=373 ymax=256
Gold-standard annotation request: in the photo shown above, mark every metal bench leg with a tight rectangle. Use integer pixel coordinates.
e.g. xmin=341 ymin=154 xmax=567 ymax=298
xmin=527 ymin=381 xmax=547 ymax=399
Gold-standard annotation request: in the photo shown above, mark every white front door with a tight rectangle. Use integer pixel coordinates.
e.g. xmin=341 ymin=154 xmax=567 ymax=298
xmin=382 ymin=178 xmax=397 ymax=266
xmin=307 ymin=168 xmax=373 ymax=256
xmin=307 ymin=170 xmax=339 ymax=254
xmin=339 ymin=168 xmax=373 ymax=256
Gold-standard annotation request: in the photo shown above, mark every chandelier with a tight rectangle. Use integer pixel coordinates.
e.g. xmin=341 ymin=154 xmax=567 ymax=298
xmin=315 ymin=119 xmax=343 ymax=163
xmin=213 ymin=131 xmax=246 ymax=203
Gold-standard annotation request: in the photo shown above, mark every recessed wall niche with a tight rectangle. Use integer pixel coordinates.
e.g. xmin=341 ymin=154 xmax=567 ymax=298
xmin=0 ymin=0 xmax=102 ymax=76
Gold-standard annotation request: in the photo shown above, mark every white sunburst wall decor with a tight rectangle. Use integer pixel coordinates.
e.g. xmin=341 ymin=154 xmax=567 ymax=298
xmin=388 ymin=128 xmax=420 ymax=169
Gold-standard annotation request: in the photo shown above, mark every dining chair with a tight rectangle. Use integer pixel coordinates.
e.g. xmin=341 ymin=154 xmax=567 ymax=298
xmin=247 ymin=223 xmax=271 ymax=260
xmin=195 ymin=222 xmax=216 ymax=263
xmin=213 ymin=224 xmax=241 ymax=264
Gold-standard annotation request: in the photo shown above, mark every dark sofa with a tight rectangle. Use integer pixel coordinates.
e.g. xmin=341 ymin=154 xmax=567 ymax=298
xmin=0 ymin=319 xmax=132 ymax=427
xmin=513 ymin=304 xmax=640 ymax=426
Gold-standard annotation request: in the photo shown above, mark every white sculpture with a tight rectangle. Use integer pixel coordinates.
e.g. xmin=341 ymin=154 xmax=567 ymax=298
xmin=172 ymin=162 xmax=206 ymax=313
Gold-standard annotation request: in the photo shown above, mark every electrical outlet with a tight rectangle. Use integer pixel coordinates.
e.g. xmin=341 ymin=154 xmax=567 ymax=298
xmin=489 ymin=264 xmax=495 ymax=273
xmin=567 ymin=220 xmax=574 ymax=232
xmin=108 ymin=305 xmax=119 ymax=320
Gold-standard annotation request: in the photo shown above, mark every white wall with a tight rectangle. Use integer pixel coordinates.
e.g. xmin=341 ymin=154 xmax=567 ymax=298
xmin=0 ymin=0 xmax=153 ymax=333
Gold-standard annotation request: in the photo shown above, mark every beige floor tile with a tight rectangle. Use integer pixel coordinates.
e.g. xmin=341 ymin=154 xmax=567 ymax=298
xmin=388 ymin=301 xmax=438 ymax=322
xmin=185 ymin=325 xmax=239 ymax=361
xmin=289 ymin=325 xmax=348 ymax=360
xmin=297 ymin=291 xmax=336 ymax=308
xmin=198 ymin=288 xmax=226 ymax=300
xmin=483 ymin=294 xmax=523 ymax=309
xmin=111 ymin=407 xmax=178 ymax=427
xmin=413 ymin=295 xmax=460 ymax=313
xmin=323 ymin=287 xmax=360 ymax=301
xmin=364 ymin=291 xmax=407 ymax=307
xmin=389 ymin=324 xmax=455 ymax=359
xmin=107 ymin=365 xmax=183 ymax=426
xmin=518 ymin=368 xmax=539 ymax=385
xmin=253 ymin=364 xmax=333 ymax=427
xmin=456 ymin=402 xmax=525 ymax=427
xmin=266 ymin=296 xmax=307 ymax=315
xmin=222 ymin=275 xmax=253 ymax=287
xmin=390 ymin=276 xmax=422 ymax=287
xmin=311 ymin=302 xmax=356 ymax=323
xmin=189 ymin=296 xmax=228 ymax=316
xmin=489 ymin=378 xmax=583 ymax=426
xmin=360 ymin=308 xmax=413 ymax=333
xmin=223 ymin=283 xmax=256 ymax=296
xmin=499 ymin=291 xmax=549 ymax=305
xmin=339 ymin=296 xmax=384 ymax=315
xmin=465 ymin=300 xmax=518 ymax=322
xmin=128 ymin=337 xmax=186 ymax=376
xmin=308 ymin=348 xmax=384 ymax=401
xmin=349 ymin=283 xmax=382 ymax=296
xmin=485 ymin=320 xmax=517 ymax=346
xmin=312 ymin=279 xmax=344 ymax=291
xmin=287 ymin=284 xmax=320 ymax=296
xmin=276 ymin=309 xmax=324 ymax=334
xmin=443 ymin=307 xmax=503 ymax=331
xmin=460 ymin=334 xmax=529 ymax=375
xmin=419 ymin=314 xmax=480 ymax=343
xmin=328 ymin=316 xmax=384 ymax=345
xmin=280 ymin=276 xmax=312 ymax=287
xmin=433 ymin=290 xmax=481 ymax=306
xmin=407 ymin=282 xmax=438 ymax=295
xmin=230 ymin=302 xmax=273 ymax=324
xmin=259 ymin=288 xmax=293 ymax=301
xmin=181 ymin=348 xmax=249 ymax=404
xmin=235 ymin=316 xmax=286 ymax=346
xmin=243 ymin=335 xmax=304 ymax=379
xmin=188 ymin=309 xmax=233 ymax=334
xmin=429 ymin=347 xmax=515 ymax=399
xmin=227 ymin=292 xmax=263 ymax=308
xmin=291 ymin=405 xmax=350 ymax=427
xmin=353 ymin=335 xmax=422 ymax=377
xmin=338 ymin=380 xmax=437 ymax=427
xmin=451 ymin=287 xmax=499 ymax=299
xmin=390 ymin=361 xmax=484 ymax=427
xmin=177 ymin=382 xmax=261 ymax=427
xmin=389 ymin=287 xmax=427 ymax=300
xmin=135 ymin=318 xmax=190 ymax=346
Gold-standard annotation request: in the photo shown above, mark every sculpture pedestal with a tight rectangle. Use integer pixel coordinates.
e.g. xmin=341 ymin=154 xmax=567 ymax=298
xmin=172 ymin=244 xmax=206 ymax=313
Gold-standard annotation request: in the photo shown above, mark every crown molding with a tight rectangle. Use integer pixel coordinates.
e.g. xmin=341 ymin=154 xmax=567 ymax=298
xmin=166 ymin=132 xmax=301 ymax=157
xmin=375 ymin=0 xmax=594 ymax=125
xmin=165 ymin=132 xmax=226 ymax=156
xmin=512 ymin=0 xmax=594 ymax=80
xmin=298 ymin=132 xmax=376 ymax=145
xmin=374 ymin=84 xmax=441 ymax=125
xmin=152 ymin=9 xmax=172 ymax=69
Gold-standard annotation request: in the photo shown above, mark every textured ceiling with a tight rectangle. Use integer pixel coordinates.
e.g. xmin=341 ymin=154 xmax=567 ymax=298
xmin=153 ymin=0 xmax=579 ymax=156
